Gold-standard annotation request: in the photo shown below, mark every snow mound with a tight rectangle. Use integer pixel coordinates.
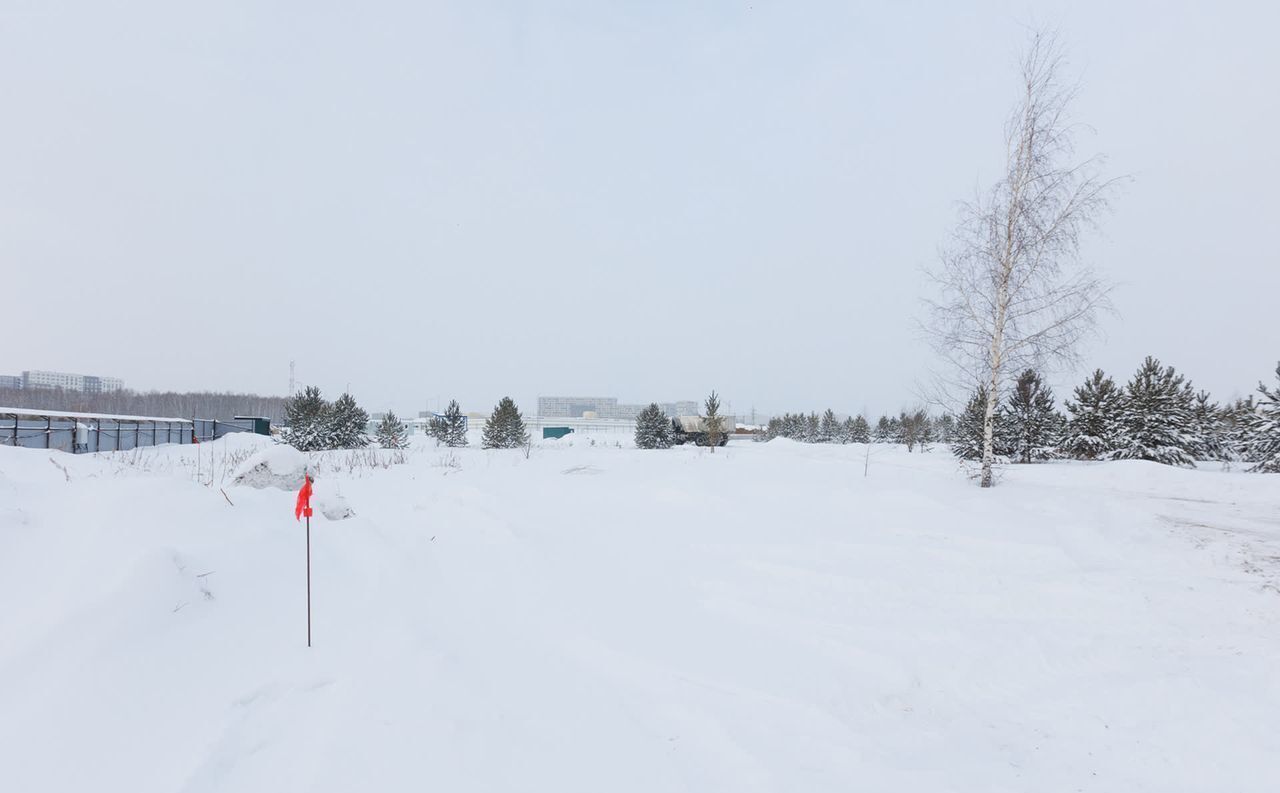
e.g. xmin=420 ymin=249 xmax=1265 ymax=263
xmin=230 ymin=444 xmax=311 ymax=490
xmin=207 ymin=432 xmax=278 ymax=454
xmin=312 ymin=480 xmax=354 ymax=520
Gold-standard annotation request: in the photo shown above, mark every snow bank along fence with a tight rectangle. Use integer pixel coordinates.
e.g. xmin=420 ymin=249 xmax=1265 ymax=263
xmin=0 ymin=408 xmax=260 ymax=454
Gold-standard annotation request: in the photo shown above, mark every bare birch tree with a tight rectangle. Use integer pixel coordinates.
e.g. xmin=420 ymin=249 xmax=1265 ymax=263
xmin=924 ymin=31 xmax=1119 ymax=488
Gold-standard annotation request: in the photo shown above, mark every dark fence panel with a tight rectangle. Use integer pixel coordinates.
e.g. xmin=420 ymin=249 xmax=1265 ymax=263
xmin=1 ymin=414 xmax=202 ymax=453
xmin=193 ymin=418 xmax=254 ymax=443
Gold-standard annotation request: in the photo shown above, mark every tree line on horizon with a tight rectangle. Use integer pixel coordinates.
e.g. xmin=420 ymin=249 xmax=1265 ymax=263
xmin=0 ymin=386 xmax=289 ymax=424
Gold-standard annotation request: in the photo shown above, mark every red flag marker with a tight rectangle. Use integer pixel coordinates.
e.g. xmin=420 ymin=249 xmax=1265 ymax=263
xmin=296 ymin=474 xmax=314 ymax=647
xmin=295 ymin=474 xmax=313 ymax=520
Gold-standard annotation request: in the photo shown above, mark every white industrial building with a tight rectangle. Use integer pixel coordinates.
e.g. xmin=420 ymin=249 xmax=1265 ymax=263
xmin=536 ymin=396 xmax=699 ymax=421
xmin=11 ymin=370 xmax=125 ymax=393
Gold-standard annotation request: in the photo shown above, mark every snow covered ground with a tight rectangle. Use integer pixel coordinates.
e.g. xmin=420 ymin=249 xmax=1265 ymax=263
xmin=1 ymin=435 xmax=1278 ymax=792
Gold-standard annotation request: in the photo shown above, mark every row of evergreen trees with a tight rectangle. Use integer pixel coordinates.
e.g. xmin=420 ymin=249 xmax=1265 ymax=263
xmin=282 ymin=387 xmax=370 ymax=451
xmin=424 ymin=397 xmax=530 ymax=449
xmin=761 ymin=409 xmax=954 ymax=452
xmin=287 ymin=390 xmax=533 ymax=452
xmin=952 ymin=358 xmax=1280 ymax=472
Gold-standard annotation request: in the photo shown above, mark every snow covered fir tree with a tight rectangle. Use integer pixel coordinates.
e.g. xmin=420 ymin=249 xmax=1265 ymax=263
xmin=847 ymin=415 xmax=871 ymax=443
xmin=375 ymin=411 xmax=409 ymax=450
xmin=482 ymin=397 xmax=529 ymax=450
xmin=1247 ymin=363 xmax=1280 ymax=473
xmin=1003 ymin=370 xmax=1063 ymax=463
xmin=328 ymin=392 xmax=370 ymax=449
xmin=430 ymin=399 xmax=468 ymax=448
xmin=1110 ymin=357 xmax=1197 ymax=467
xmin=634 ymin=403 xmax=673 ymax=449
xmin=819 ymin=409 xmax=839 ymax=444
xmin=282 ymin=386 xmax=332 ymax=452
xmin=1189 ymin=390 xmax=1230 ymax=462
xmin=1062 ymin=369 xmax=1122 ymax=460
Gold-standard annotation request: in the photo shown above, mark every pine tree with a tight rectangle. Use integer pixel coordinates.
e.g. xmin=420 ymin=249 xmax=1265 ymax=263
xmin=1246 ymin=363 xmax=1280 ymax=473
xmin=818 ymin=409 xmax=838 ymax=444
xmin=427 ymin=413 xmax=447 ymax=444
xmin=1062 ymin=369 xmax=1122 ymax=460
xmin=848 ymin=415 xmax=871 ymax=443
xmin=934 ymin=414 xmax=956 ymax=444
xmin=762 ymin=417 xmax=781 ymax=441
xmin=801 ymin=413 xmax=819 ymax=443
xmin=887 ymin=415 xmax=904 ymax=444
xmin=1111 ymin=357 xmax=1196 ymax=467
xmin=953 ymin=387 xmax=991 ymax=461
xmin=1003 ymin=369 xmax=1062 ymax=463
xmin=441 ymin=399 xmax=468 ymax=447
xmin=282 ymin=386 xmax=331 ymax=452
xmin=1220 ymin=396 xmax=1257 ymax=463
xmin=873 ymin=415 xmax=891 ymax=443
xmin=634 ymin=403 xmax=673 ymax=449
xmin=703 ymin=391 xmax=725 ymax=450
xmin=329 ymin=392 xmax=370 ymax=449
xmin=482 ymin=396 xmax=528 ymax=450
xmin=375 ymin=410 xmax=409 ymax=450
xmin=1189 ymin=390 xmax=1230 ymax=462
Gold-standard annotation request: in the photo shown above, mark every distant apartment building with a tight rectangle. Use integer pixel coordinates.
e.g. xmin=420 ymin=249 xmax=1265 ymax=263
xmin=0 ymin=375 xmax=22 ymax=390
xmin=19 ymin=370 xmax=124 ymax=393
xmin=537 ymin=396 xmax=699 ymax=420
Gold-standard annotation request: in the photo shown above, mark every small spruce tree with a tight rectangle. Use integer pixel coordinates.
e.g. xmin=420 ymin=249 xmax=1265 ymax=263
xmin=873 ymin=415 xmax=892 ymax=443
xmin=934 ymin=413 xmax=956 ymax=444
xmin=634 ymin=403 xmax=673 ymax=449
xmin=375 ymin=410 xmax=409 ymax=450
xmin=1062 ymin=369 xmax=1122 ymax=460
xmin=482 ymin=396 xmax=528 ymax=450
xmin=819 ymin=409 xmax=838 ymax=444
xmin=848 ymin=414 xmax=871 ymax=443
xmin=1189 ymin=390 xmax=1230 ymax=462
xmin=329 ymin=392 xmax=370 ymax=449
xmin=1246 ymin=363 xmax=1280 ymax=473
xmin=703 ymin=390 xmax=725 ymax=451
xmin=1111 ymin=356 xmax=1196 ymax=466
xmin=1003 ymin=369 xmax=1062 ymax=463
xmin=442 ymin=399 xmax=468 ymax=447
xmin=887 ymin=415 xmax=904 ymax=444
xmin=282 ymin=386 xmax=332 ymax=452
xmin=1219 ymin=397 xmax=1257 ymax=463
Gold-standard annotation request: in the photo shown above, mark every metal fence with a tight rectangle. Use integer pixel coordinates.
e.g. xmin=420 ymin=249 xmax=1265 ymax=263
xmin=0 ymin=409 xmax=257 ymax=453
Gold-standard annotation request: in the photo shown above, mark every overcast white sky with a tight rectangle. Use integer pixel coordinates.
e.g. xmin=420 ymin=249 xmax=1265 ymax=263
xmin=2 ymin=1 xmax=1277 ymax=418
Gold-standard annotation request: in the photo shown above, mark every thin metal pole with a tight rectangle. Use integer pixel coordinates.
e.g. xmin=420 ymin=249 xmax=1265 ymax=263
xmin=306 ymin=513 xmax=312 ymax=648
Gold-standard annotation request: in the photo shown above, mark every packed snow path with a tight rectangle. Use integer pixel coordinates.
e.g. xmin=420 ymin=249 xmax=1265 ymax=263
xmin=1 ymin=437 xmax=1278 ymax=792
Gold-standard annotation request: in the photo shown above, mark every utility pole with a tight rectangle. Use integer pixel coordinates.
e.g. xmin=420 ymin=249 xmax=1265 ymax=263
xmin=289 ymin=360 xmax=296 ymax=396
